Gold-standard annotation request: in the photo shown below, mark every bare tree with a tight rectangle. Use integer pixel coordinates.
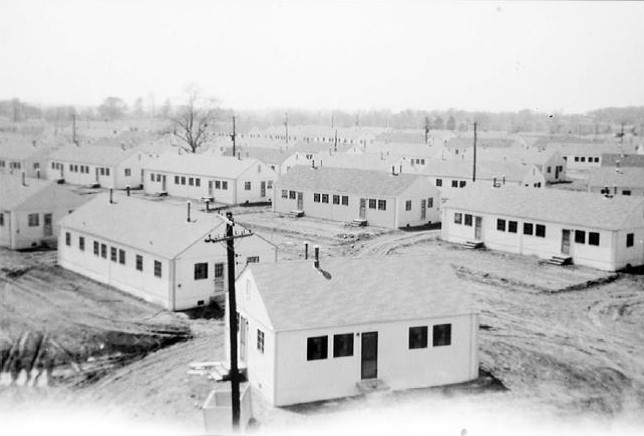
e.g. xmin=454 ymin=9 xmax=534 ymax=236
xmin=171 ymin=87 xmax=218 ymax=153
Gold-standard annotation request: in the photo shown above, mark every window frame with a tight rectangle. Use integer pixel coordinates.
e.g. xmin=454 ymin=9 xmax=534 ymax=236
xmin=154 ymin=260 xmax=162 ymax=278
xmin=588 ymin=232 xmax=600 ymax=246
xmin=497 ymin=219 xmax=506 ymax=232
xmin=409 ymin=326 xmax=428 ymax=349
xmin=432 ymin=324 xmax=452 ymax=347
xmin=307 ymin=336 xmax=328 ymax=361
xmin=333 ymin=333 xmax=354 ymax=358
xmin=626 ymin=233 xmax=634 ymax=248
xmin=535 ymin=224 xmax=546 ymax=238
xmin=523 ymin=222 xmax=534 ymax=235
xmin=194 ymin=262 xmax=208 ymax=280
xmin=136 ymin=254 xmax=143 ymax=271
xmin=454 ymin=212 xmax=462 ymax=224
xmin=508 ymin=221 xmax=518 ymax=233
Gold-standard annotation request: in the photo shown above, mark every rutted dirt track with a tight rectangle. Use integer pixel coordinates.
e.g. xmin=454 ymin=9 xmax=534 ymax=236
xmin=2 ymin=208 xmax=644 ymax=429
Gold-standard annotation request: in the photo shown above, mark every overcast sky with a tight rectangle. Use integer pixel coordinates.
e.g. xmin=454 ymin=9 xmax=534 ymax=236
xmin=1 ymin=1 xmax=643 ymax=113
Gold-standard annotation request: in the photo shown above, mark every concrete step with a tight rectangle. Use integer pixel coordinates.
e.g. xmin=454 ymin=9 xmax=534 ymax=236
xmin=356 ymin=378 xmax=390 ymax=394
xmin=350 ymin=218 xmax=368 ymax=227
xmin=288 ymin=210 xmax=305 ymax=218
xmin=547 ymin=255 xmax=572 ymax=266
xmin=464 ymin=241 xmax=484 ymax=250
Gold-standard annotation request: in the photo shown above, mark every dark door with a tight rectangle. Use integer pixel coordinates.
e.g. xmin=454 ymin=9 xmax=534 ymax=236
xmin=420 ymin=199 xmax=427 ymax=220
xmin=361 ymin=332 xmax=378 ymax=380
xmin=474 ymin=216 xmax=482 ymax=240
xmin=43 ymin=213 xmax=53 ymax=237
xmin=561 ymin=229 xmax=571 ymax=255
xmin=260 ymin=181 xmax=266 ymax=198
xmin=297 ymin=192 xmax=303 ymax=209
xmin=359 ymin=198 xmax=366 ymax=219
xmin=161 ymin=175 xmax=167 ymax=191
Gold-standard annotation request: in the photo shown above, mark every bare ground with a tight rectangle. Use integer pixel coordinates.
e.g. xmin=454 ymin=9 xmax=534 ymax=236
xmin=2 ymin=208 xmax=644 ymax=432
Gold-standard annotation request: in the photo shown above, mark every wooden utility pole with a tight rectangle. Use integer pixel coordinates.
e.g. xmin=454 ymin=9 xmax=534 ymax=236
xmin=620 ymin=122 xmax=625 ymax=145
xmin=472 ymin=122 xmax=478 ymax=182
xmin=204 ymin=212 xmax=253 ymax=431
xmin=231 ymin=116 xmax=237 ymax=158
xmin=72 ymin=113 xmax=77 ymax=145
xmin=284 ymin=112 xmax=289 ymax=145
xmin=334 ymin=129 xmax=338 ymax=152
xmin=331 ymin=114 xmax=334 ymax=129
xmin=424 ymin=116 xmax=430 ymax=145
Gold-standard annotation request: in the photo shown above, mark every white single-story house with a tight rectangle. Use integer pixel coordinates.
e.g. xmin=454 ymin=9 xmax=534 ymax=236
xmin=142 ymin=152 xmax=278 ymax=205
xmin=548 ymin=143 xmax=639 ymax=172
xmin=273 ymin=166 xmax=441 ymax=228
xmin=0 ymin=173 xmax=87 ymax=249
xmin=228 ymin=255 xmax=479 ymax=406
xmin=0 ymin=138 xmax=58 ymax=179
xmin=47 ymin=144 xmax=146 ymax=189
xmin=421 ymin=159 xmax=546 ymax=200
xmin=587 ymin=167 xmax=644 ymax=197
xmin=441 ymin=186 xmax=644 ymax=271
xmin=475 ymin=148 xmax=567 ymax=183
xmin=57 ymin=193 xmax=278 ymax=310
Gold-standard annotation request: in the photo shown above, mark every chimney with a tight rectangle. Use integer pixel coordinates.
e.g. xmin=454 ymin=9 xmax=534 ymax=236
xmin=109 ymin=188 xmax=114 ymax=204
xmin=187 ymin=201 xmax=192 ymax=222
xmin=126 ymin=185 xmax=131 ymax=196
xmin=311 ymin=159 xmax=316 ymax=169
xmin=314 ymin=245 xmax=320 ymax=268
xmin=304 ymin=241 xmax=309 ymax=260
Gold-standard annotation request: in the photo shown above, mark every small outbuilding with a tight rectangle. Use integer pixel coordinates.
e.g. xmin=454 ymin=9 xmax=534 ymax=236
xmin=228 ymin=255 xmax=479 ymax=406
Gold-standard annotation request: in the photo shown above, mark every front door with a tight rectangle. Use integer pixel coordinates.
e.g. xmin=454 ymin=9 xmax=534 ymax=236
xmin=555 ymin=166 xmax=560 ymax=179
xmin=161 ymin=175 xmax=167 ymax=191
xmin=43 ymin=213 xmax=53 ymax=237
xmin=474 ymin=216 xmax=482 ymax=240
xmin=95 ymin=167 xmax=99 ymax=182
xmin=361 ymin=332 xmax=378 ymax=380
xmin=359 ymin=198 xmax=366 ymax=219
xmin=420 ymin=199 xmax=427 ymax=220
xmin=561 ymin=229 xmax=571 ymax=255
xmin=297 ymin=192 xmax=303 ymax=210
xmin=208 ymin=181 xmax=214 ymax=197
xmin=260 ymin=181 xmax=266 ymax=198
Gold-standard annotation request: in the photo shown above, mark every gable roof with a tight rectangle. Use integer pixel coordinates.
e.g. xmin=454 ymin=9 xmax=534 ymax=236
xmin=48 ymin=144 xmax=140 ymax=166
xmin=222 ymin=146 xmax=292 ymax=165
xmin=444 ymin=186 xmax=644 ymax=230
xmin=601 ymin=154 xmax=644 ymax=168
xmin=1 ymin=174 xmax=54 ymax=209
xmin=275 ymin=165 xmax=428 ymax=197
xmin=245 ymin=256 xmax=475 ymax=332
xmin=0 ymin=138 xmax=58 ymax=160
xmin=143 ymin=152 xmax=263 ymax=179
xmin=421 ymin=159 xmax=536 ymax=183
xmin=445 ymin=137 xmax=516 ymax=149
xmin=587 ymin=167 xmax=644 ymax=189
xmin=58 ymin=194 xmax=228 ymax=258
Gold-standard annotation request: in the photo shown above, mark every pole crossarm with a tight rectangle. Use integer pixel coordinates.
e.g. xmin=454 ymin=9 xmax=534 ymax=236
xmin=204 ymin=229 xmax=253 ymax=244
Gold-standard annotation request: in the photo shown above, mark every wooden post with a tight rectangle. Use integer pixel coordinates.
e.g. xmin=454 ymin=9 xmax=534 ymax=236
xmin=472 ymin=122 xmax=477 ymax=182
xmin=225 ymin=212 xmax=241 ymax=429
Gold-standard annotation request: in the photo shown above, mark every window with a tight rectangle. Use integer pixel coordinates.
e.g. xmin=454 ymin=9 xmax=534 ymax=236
xmin=547 ymin=166 xmax=551 ymax=174
xmin=368 ymin=199 xmax=377 ymax=209
xmin=574 ymin=156 xmax=579 ymax=162
xmin=622 ymin=190 xmax=631 ymax=196
xmin=464 ymin=214 xmax=472 ymax=226
xmin=313 ymin=193 xmax=321 ymax=202
xmin=454 ymin=212 xmax=462 ymax=224
xmin=508 ymin=221 xmax=518 ymax=233
xmin=195 ymin=178 xmax=200 ymax=187
xmin=111 ymin=247 xmax=117 ymax=262
xmin=267 ymin=181 xmax=272 ymax=189
xmin=100 ymin=168 xmax=105 ymax=176
xmin=118 ymin=249 xmax=126 ymax=265
xmin=321 ymin=194 xmax=329 ymax=203
xmin=409 ymin=326 xmax=428 ymax=349
xmin=281 ymin=189 xmax=288 ymax=198
xmin=575 ymin=230 xmax=586 ymax=244
xmin=214 ymin=263 xmax=224 ymax=278
xmin=93 ymin=241 xmax=99 ymax=256
xmin=257 ymin=330 xmax=265 ymax=353
xmin=0 ymin=213 xmax=3 ymax=226
xmin=626 ymin=233 xmax=634 ymax=248
xmin=101 ymin=243 xmax=107 ymax=258
xmin=405 ymin=200 xmax=412 ymax=211
xmin=428 ymin=198 xmax=433 ymax=208
xmin=181 ymin=176 xmax=186 ymax=185
xmin=433 ymin=324 xmax=452 ymax=346
xmin=79 ymin=236 xmax=85 ymax=251
xmin=124 ymin=168 xmax=131 ymax=177
xmin=65 ymin=232 xmax=71 ymax=246
xmin=580 ymin=157 xmax=586 ymax=163
xmin=154 ymin=260 xmax=162 ymax=277
xmin=333 ymin=195 xmax=340 ymax=205
xmin=589 ymin=232 xmax=600 ymax=246
xmin=459 ymin=180 xmax=466 ymax=188
xmin=189 ymin=177 xmax=194 ymax=186
xmin=535 ymin=224 xmax=546 ymax=238
xmin=174 ymin=176 xmax=179 ymax=184
xmin=105 ymin=168 xmax=110 ymax=176
xmin=289 ymin=190 xmax=296 ymax=199
xmin=523 ymin=223 xmax=533 ymax=235
xmin=333 ymin=334 xmax=354 ymax=357
xmin=436 ymin=178 xmax=443 ymax=187
xmin=497 ymin=219 xmax=506 ymax=232
xmin=136 ymin=255 xmax=143 ymax=271
xmin=244 ymin=181 xmax=251 ymax=190
xmin=214 ymin=180 xmax=221 ymax=189
xmin=594 ymin=157 xmax=600 ymax=163
xmin=378 ymin=199 xmax=386 ymax=210
xmin=246 ymin=256 xmax=260 ymax=264
xmin=307 ymin=336 xmax=328 ymax=361
xmin=194 ymin=262 xmax=208 ymax=280
xmin=222 ymin=181 xmax=228 ymax=190
xmin=451 ymin=180 xmax=458 ymax=188
xmin=28 ymin=213 xmax=39 ymax=227
xmin=341 ymin=195 xmax=349 ymax=206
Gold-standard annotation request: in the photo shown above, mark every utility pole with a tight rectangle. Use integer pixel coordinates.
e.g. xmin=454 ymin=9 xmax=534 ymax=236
xmin=472 ymin=121 xmax=478 ymax=182
xmin=424 ymin=116 xmax=430 ymax=145
xmin=334 ymin=129 xmax=338 ymax=152
xmin=331 ymin=114 xmax=334 ymax=129
xmin=355 ymin=113 xmax=360 ymax=127
xmin=204 ymin=212 xmax=253 ymax=431
xmin=284 ymin=112 xmax=289 ymax=145
xmin=620 ymin=122 xmax=625 ymax=145
xmin=72 ymin=113 xmax=77 ymax=145
xmin=231 ymin=116 xmax=237 ymax=158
